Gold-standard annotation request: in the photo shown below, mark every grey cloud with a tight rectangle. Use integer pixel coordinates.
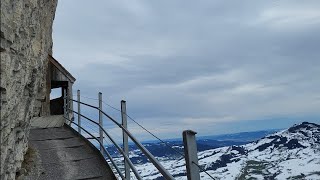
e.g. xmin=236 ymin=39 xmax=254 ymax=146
xmin=53 ymin=1 xmax=320 ymax=138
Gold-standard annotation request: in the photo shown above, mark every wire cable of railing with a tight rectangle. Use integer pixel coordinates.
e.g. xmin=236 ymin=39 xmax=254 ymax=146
xmin=69 ymin=100 xmax=125 ymax=158
xmin=70 ymin=94 xmax=215 ymax=179
xmin=128 ymin=115 xmax=186 ymax=157
xmin=82 ymin=121 xmax=116 ymax=155
xmin=72 ymin=94 xmax=185 ymax=156
xmin=103 ymin=127 xmax=123 ymax=146
xmin=86 ymin=120 xmax=123 ymax=162
xmin=63 ymin=112 xmax=127 ymax=179
xmin=74 ymin=107 xmax=123 ymax=153
xmin=75 ymin=111 xmax=125 ymax=177
xmin=80 ymin=120 xmax=100 ymax=139
xmin=72 ymin=94 xmax=182 ymax=157
xmin=101 ymin=101 xmax=186 ymax=158
xmin=74 ymin=94 xmax=189 ymax=158
xmin=102 ymin=116 xmax=124 ymax=142
xmin=80 ymin=95 xmax=100 ymax=101
xmin=102 ymin=101 xmax=122 ymax=113
xmin=102 ymin=135 xmax=125 ymax=168
xmin=72 ymin=91 xmax=99 ymax=100
xmin=192 ymin=161 xmax=216 ymax=180
xmin=102 ymin=101 xmax=216 ymax=180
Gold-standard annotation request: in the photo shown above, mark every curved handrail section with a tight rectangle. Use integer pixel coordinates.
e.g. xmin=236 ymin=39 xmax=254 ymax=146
xmin=68 ymin=109 xmax=142 ymax=179
xmin=100 ymin=109 xmax=175 ymax=180
xmin=64 ymin=97 xmax=175 ymax=180
xmin=64 ymin=116 xmax=125 ymax=179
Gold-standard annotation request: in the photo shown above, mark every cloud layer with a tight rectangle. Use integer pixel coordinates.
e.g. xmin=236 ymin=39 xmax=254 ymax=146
xmin=53 ymin=0 xmax=320 ymax=139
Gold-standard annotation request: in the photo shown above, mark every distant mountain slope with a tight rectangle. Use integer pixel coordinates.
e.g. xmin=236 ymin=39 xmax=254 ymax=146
xmin=198 ymin=129 xmax=280 ymax=142
xmin=134 ymin=122 xmax=320 ymax=179
xmin=107 ymin=129 xmax=277 ymax=160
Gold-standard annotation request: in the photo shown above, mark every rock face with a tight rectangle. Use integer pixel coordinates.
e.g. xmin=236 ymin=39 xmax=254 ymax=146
xmin=0 ymin=0 xmax=58 ymax=179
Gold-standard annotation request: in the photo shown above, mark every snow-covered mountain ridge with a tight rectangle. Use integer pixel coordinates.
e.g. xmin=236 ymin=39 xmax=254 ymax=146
xmin=135 ymin=122 xmax=320 ymax=179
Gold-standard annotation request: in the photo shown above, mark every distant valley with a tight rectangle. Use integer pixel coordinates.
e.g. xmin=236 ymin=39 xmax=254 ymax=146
xmin=106 ymin=122 xmax=320 ymax=179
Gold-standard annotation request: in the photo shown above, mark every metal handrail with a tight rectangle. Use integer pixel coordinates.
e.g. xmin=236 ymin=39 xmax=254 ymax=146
xmin=100 ymin=109 xmax=175 ymax=180
xmin=65 ymin=97 xmax=175 ymax=179
xmin=63 ymin=116 xmax=125 ymax=179
xmin=71 ymin=99 xmax=99 ymax=110
xmin=67 ymin=108 xmax=142 ymax=180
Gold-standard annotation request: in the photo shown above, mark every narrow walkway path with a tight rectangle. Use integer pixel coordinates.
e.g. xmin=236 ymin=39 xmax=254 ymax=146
xmin=28 ymin=125 xmax=116 ymax=180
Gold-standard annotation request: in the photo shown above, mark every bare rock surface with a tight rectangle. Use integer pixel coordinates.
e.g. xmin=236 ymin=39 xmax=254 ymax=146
xmin=1 ymin=0 xmax=58 ymax=179
xmin=16 ymin=145 xmax=42 ymax=180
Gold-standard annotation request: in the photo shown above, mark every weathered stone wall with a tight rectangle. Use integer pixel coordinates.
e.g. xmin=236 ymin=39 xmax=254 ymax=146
xmin=0 ymin=0 xmax=58 ymax=179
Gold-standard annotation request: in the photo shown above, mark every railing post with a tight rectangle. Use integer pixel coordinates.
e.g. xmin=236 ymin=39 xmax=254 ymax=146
xmin=98 ymin=92 xmax=104 ymax=154
xmin=121 ymin=100 xmax=130 ymax=180
xmin=65 ymin=88 xmax=72 ymax=126
xmin=77 ymin=90 xmax=81 ymax=134
xmin=183 ymin=130 xmax=200 ymax=180
xmin=63 ymin=88 xmax=68 ymax=124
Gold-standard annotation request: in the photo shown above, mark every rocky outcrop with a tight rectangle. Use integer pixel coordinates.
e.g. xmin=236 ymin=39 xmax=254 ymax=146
xmin=0 ymin=0 xmax=58 ymax=179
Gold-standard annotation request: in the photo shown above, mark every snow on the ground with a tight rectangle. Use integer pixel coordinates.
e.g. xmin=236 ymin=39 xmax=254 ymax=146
xmin=114 ymin=122 xmax=320 ymax=180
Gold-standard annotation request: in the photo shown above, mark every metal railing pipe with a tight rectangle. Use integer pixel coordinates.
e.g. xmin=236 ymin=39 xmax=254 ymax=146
xmin=100 ymin=111 xmax=175 ymax=180
xmin=100 ymin=124 xmax=142 ymax=180
xmin=69 ymin=98 xmax=99 ymax=110
xmin=77 ymin=90 xmax=81 ymax=134
xmin=65 ymin=97 xmax=175 ymax=179
xmin=67 ymin=108 xmax=142 ymax=180
xmin=183 ymin=130 xmax=200 ymax=180
xmin=98 ymin=92 xmax=104 ymax=154
xmin=70 ymin=110 xmax=99 ymax=126
xmin=121 ymin=100 xmax=130 ymax=180
xmin=63 ymin=89 xmax=67 ymax=123
xmin=63 ymin=116 xmax=125 ymax=179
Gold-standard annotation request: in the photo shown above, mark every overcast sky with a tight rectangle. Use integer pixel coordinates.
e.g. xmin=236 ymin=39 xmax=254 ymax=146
xmin=52 ymin=0 xmax=320 ymax=140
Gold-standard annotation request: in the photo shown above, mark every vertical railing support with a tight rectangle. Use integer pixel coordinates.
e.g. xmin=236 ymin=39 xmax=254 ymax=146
xmin=121 ymin=100 xmax=130 ymax=180
xmin=183 ymin=130 xmax=200 ymax=180
xmin=63 ymin=88 xmax=67 ymax=123
xmin=77 ymin=90 xmax=81 ymax=134
xmin=98 ymin=92 xmax=104 ymax=154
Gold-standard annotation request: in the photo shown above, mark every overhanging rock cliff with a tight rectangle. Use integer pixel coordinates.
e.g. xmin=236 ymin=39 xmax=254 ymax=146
xmin=1 ymin=0 xmax=58 ymax=179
